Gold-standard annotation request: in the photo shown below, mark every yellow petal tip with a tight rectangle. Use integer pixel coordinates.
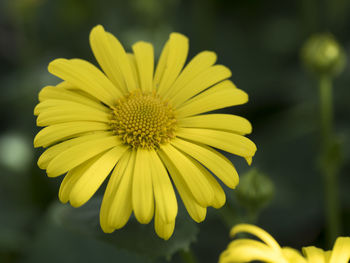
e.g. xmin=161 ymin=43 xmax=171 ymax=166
xmin=245 ymin=157 xmax=253 ymax=166
xmin=48 ymin=58 xmax=68 ymax=74
xmin=90 ymin=25 xmax=106 ymax=40
xmin=92 ymin=24 xmax=104 ymax=31
xmin=135 ymin=214 xmax=153 ymax=225
xmin=69 ymin=199 xmax=84 ymax=208
xmin=37 ymin=159 xmax=46 ymax=170
xmin=33 ymin=136 xmax=41 ymax=148
xmin=170 ymin=32 xmax=189 ymax=42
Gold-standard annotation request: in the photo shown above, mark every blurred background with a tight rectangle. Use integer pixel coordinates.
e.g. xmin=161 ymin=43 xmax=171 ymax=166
xmin=0 ymin=0 xmax=350 ymax=262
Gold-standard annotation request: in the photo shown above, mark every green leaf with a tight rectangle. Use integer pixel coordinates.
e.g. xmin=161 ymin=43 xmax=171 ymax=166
xmin=50 ymin=197 xmax=199 ymax=261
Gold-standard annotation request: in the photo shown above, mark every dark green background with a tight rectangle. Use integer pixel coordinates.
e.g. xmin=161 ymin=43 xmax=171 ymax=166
xmin=0 ymin=0 xmax=350 ymax=262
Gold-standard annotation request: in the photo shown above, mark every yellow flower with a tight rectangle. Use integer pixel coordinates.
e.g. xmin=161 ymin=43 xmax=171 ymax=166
xmin=219 ymin=224 xmax=350 ymax=263
xmin=34 ymin=25 xmax=257 ymax=240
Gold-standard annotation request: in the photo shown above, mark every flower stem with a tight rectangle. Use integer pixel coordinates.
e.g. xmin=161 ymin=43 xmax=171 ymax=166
xmin=180 ymin=249 xmax=198 ymax=263
xmin=320 ymin=76 xmax=332 ymax=142
xmin=319 ymin=75 xmax=341 ymax=247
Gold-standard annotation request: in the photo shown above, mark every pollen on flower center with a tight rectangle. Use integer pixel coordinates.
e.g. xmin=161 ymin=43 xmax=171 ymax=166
xmin=110 ymin=91 xmax=177 ymax=149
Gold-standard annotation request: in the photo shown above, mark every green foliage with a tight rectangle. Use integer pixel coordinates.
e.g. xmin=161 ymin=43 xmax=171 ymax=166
xmin=51 ymin=198 xmax=199 ymax=261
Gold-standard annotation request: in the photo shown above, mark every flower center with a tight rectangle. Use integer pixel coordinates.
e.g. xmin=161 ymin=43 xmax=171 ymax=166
xmin=110 ymin=91 xmax=177 ymax=149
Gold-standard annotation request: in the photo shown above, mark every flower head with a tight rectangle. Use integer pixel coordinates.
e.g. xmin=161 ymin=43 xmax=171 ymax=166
xmin=301 ymin=33 xmax=346 ymax=77
xmin=235 ymin=168 xmax=274 ymax=212
xmin=34 ymin=25 xmax=256 ymax=239
xmin=219 ymin=224 xmax=350 ymax=263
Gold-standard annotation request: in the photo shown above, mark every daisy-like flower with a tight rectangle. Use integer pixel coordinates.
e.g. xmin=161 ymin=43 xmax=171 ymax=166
xmin=34 ymin=25 xmax=256 ymax=240
xmin=219 ymin=224 xmax=350 ymax=263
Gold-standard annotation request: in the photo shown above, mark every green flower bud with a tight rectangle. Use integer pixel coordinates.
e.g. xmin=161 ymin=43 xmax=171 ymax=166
xmin=235 ymin=168 xmax=274 ymax=212
xmin=301 ymin=34 xmax=346 ymax=77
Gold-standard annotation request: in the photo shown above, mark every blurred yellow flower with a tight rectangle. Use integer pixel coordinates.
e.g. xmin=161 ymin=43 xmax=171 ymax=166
xmin=219 ymin=224 xmax=350 ymax=263
xmin=34 ymin=25 xmax=256 ymax=239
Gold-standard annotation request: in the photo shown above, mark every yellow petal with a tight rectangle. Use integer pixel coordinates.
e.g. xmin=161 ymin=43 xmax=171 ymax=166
xmin=99 ymin=151 xmax=131 ymax=233
xmin=48 ymin=58 xmax=121 ymax=106
xmin=302 ymin=246 xmax=326 ymax=263
xmin=127 ymin=53 xmax=140 ymax=89
xmin=47 ymin=135 xmax=121 ymax=177
xmin=282 ymin=247 xmax=308 ymax=263
xmin=158 ymin=150 xmax=206 ymax=222
xmin=34 ymin=121 xmax=110 ymax=148
xmin=56 ymin=81 xmax=74 ymax=89
xmin=38 ymin=85 xmax=108 ymax=113
xmin=132 ymin=148 xmax=154 ymax=224
xmin=34 ymin=98 xmax=108 ymax=116
xmin=149 ymin=149 xmax=177 ymax=223
xmin=154 ymin=208 xmax=175 ymax=240
xmin=179 ymin=114 xmax=252 ymax=135
xmin=189 ymin=156 xmax=226 ymax=209
xmin=230 ymin=224 xmax=282 ymax=252
xmin=164 ymin=51 xmax=217 ymax=99
xmin=70 ymin=58 xmax=124 ymax=98
xmin=105 ymin=150 xmax=135 ymax=230
xmin=227 ymin=238 xmax=269 ymax=250
xmin=177 ymin=128 xmax=256 ymax=159
xmin=106 ymin=31 xmax=137 ymax=92
xmin=156 ymin=33 xmax=189 ymax=96
xmin=36 ymin=102 xmax=110 ymax=127
xmin=58 ymin=154 xmax=101 ymax=203
xmin=245 ymin=156 xmax=253 ymax=166
xmin=89 ymin=25 xmax=128 ymax=93
xmin=161 ymin=144 xmax=214 ymax=207
xmin=37 ymin=132 xmax=108 ymax=170
xmin=219 ymin=239 xmax=285 ymax=263
xmin=132 ymin=41 xmax=154 ymax=93
xmin=171 ymin=138 xmax=238 ymax=189
xmin=69 ymin=145 xmax=129 ymax=207
xmin=324 ymin=251 xmax=333 ymax=261
xmin=160 ymin=144 xmax=214 ymax=207
xmin=56 ymin=81 xmax=103 ymax=102
xmin=329 ymin=237 xmax=350 ymax=263
xmin=171 ymin=65 xmax=231 ymax=107
xmin=176 ymin=80 xmax=248 ymax=118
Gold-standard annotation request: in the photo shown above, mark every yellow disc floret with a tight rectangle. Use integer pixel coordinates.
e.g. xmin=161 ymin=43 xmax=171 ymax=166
xmin=110 ymin=91 xmax=177 ymax=149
